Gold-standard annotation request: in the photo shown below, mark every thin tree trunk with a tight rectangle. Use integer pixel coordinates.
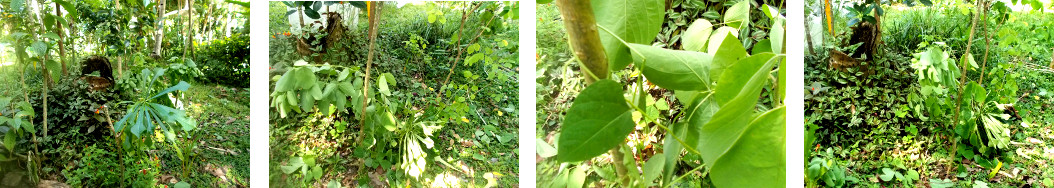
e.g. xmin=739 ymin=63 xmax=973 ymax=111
xmin=556 ymin=0 xmax=609 ymax=84
xmin=183 ymin=0 xmax=190 ymax=59
xmin=356 ymin=2 xmax=383 ymax=143
xmin=55 ymin=2 xmax=67 ymax=75
xmin=981 ymin=0 xmax=992 ymax=82
xmin=154 ymin=0 xmax=166 ymax=57
xmin=951 ymin=0 xmax=984 ymax=169
xmin=188 ymin=0 xmax=195 ymax=57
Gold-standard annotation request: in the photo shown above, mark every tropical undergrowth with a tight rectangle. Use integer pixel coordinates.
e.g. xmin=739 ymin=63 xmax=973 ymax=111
xmin=537 ymin=0 xmax=786 ymax=187
xmin=805 ymin=2 xmax=1054 ymax=187
xmin=267 ymin=1 xmax=519 ymax=187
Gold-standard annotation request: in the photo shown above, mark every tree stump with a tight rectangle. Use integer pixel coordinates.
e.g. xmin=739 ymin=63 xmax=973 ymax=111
xmin=79 ymin=55 xmax=114 ymax=91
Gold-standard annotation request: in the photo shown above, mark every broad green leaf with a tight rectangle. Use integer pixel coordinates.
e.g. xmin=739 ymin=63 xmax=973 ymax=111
xmin=642 ymin=153 xmax=666 ymax=183
xmin=770 ymin=18 xmax=785 ymax=54
xmin=3 ymin=131 xmax=14 ymax=152
xmin=300 ymin=89 xmax=316 ymax=112
xmin=21 ymin=120 xmax=34 ymax=134
xmin=724 ymin=0 xmax=750 ymax=29
xmin=338 ymin=69 xmax=351 ymax=81
xmin=593 ymin=0 xmax=665 ymax=71
xmin=309 ymin=83 xmax=324 ymax=100
xmin=466 ymin=53 xmax=484 ymax=66
xmin=382 ymin=73 xmax=397 ymax=88
xmin=558 ymin=80 xmax=634 ymax=162
xmin=696 ymin=54 xmax=784 ymax=187
xmin=682 ymin=19 xmax=713 ymax=52
xmin=628 ymin=43 xmax=714 ymax=91
xmin=54 ymin=0 xmax=78 ymax=18
xmin=704 ymin=106 xmax=786 ymax=187
xmin=682 ymin=92 xmax=718 ymax=156
xmin=763 ymin=4 xmax=780 ymax=19
xmin=880 ymin=168 xmax=895 ymax=181
xmin=30 ymin=41 xmax=47 ymax=57
xmin=428 ymin=14 xmax=437 ymax=23
xmin=378 ymin=76 xmax=391 ymax=96
xmin=310 ymin=166 xmax=323 ymax=180
xmin=708 ymin=27 xmax=747 ymax=82
xmin=966 ymin=82 xmax=986 ymax=103
xmin=11 ymin=0 xmax=24 ymax=12
xmin=707 ymin=26 xmax=739 ymax=54
xmin=304 ymin=7 xmax=321 ymax=19
xmin=42 ymin=33 xmax=60 ymax=41
xmin=173 ymin=182 xmax=190 ymax=188
xmin=536 ymin=138 xmax=557 ymax=158
xmin=963 ymin=52 xmax=978 ymax=70
xmin=662 ymin=122 xmax=689 ymax=186
xmin=281 ymin=157 xmax=305 ymax=174
xmin=752 ymin=39 xmax=772 ymax=54
xmin=713 ymin=53 xmax=779 ymax=106
xmin=568 ymin=166 xmax=587 ymax=188
xmin=275 ymin=67 xmax=316 ymax=92
xmin=468 ymin=43 xmax=481 ymax=54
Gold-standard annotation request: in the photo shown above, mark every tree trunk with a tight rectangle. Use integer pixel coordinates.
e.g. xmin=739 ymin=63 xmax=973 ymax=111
xmin=357 ymin=1 xmax=383 ymax=144
xmin=55 ymin=2 xmax=67 ymax=75
xmin=951 ymin=0 xmax=985 ymax=170
xmin=556 ymin=0 xmax=609 ymax=84
xmin=154 ymin=0 xmax=166 ymax=57
xmin=184 ymin=0 xmax=190 ymax=58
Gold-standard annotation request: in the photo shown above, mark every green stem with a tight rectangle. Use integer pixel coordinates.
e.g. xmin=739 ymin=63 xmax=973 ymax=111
xmin=663 ymin=162 xmax=709 ymax=188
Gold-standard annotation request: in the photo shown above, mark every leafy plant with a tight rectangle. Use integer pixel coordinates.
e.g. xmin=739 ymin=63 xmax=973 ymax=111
xmin=552 ymin=0 xmax=786 ymax=186
xmin=269 ymin=61 xmax=363 ymax=118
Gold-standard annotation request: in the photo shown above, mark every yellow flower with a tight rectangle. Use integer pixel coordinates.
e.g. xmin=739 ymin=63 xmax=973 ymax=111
xmin=460 ymin=117 xmax=470 ymax=123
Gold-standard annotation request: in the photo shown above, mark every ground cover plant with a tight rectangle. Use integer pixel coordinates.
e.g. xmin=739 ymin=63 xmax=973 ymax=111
xmin=536 ymin=0 xmax=786 ymax=187
xmin=805 ymin=0 xmax=1054 ymax=186
xmin=267 ymin=1 xmax=519 ymax=187
xmin=0 ymin=0 xmax=249 ymax=187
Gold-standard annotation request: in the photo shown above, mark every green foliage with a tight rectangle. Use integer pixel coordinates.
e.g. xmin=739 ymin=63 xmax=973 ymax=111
xmin=197 ymin=33 xmax=250 ymax=88
xmin=113 ymin=80 xmax=195 ymax=142
xmin=60 ymin=144 xmax=159 ymax=187
xmin=0 ymin=97 xmax=35 ymax=155
xmin=552 ymin=2 xmax=786 ymax=186
xmin=592 ymin=0 xmax=665 ymax=71
xmin=270 ymin=61 xmax=362 ymax=118
xmin=806 ymin=157 xmax=847 ymax=187
xmin=557 ymin=80 xmax=633 ymax=162
xmin=280 ymin=150 xmax=325 ymax=184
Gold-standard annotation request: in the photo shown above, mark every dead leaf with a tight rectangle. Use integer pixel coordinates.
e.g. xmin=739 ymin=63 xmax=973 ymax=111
xmin=1028 ymin=137 xmax=1045 ymax=144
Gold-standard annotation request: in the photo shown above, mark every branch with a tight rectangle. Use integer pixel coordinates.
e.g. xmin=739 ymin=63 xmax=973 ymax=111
xmin=556 ymin=0 xmax=609 ymax=84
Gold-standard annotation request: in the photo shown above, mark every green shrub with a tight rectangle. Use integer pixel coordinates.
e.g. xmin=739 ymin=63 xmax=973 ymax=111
xmin=196 ymin=33 xmax=249 ymax=88
xmin=60 ymin=143 xmax=159 ymax=187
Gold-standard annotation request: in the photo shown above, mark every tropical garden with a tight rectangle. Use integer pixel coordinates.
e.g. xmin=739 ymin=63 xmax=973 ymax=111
xmin=536 ymin=0 xmax=786 ymax=187
xmin=805 ymin=0 xmax=1054 ymax=186
xmin=0 ymin=0 xmax=249 ymax=187
xmin=267 ymin=1 xmax=519 ymax=187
